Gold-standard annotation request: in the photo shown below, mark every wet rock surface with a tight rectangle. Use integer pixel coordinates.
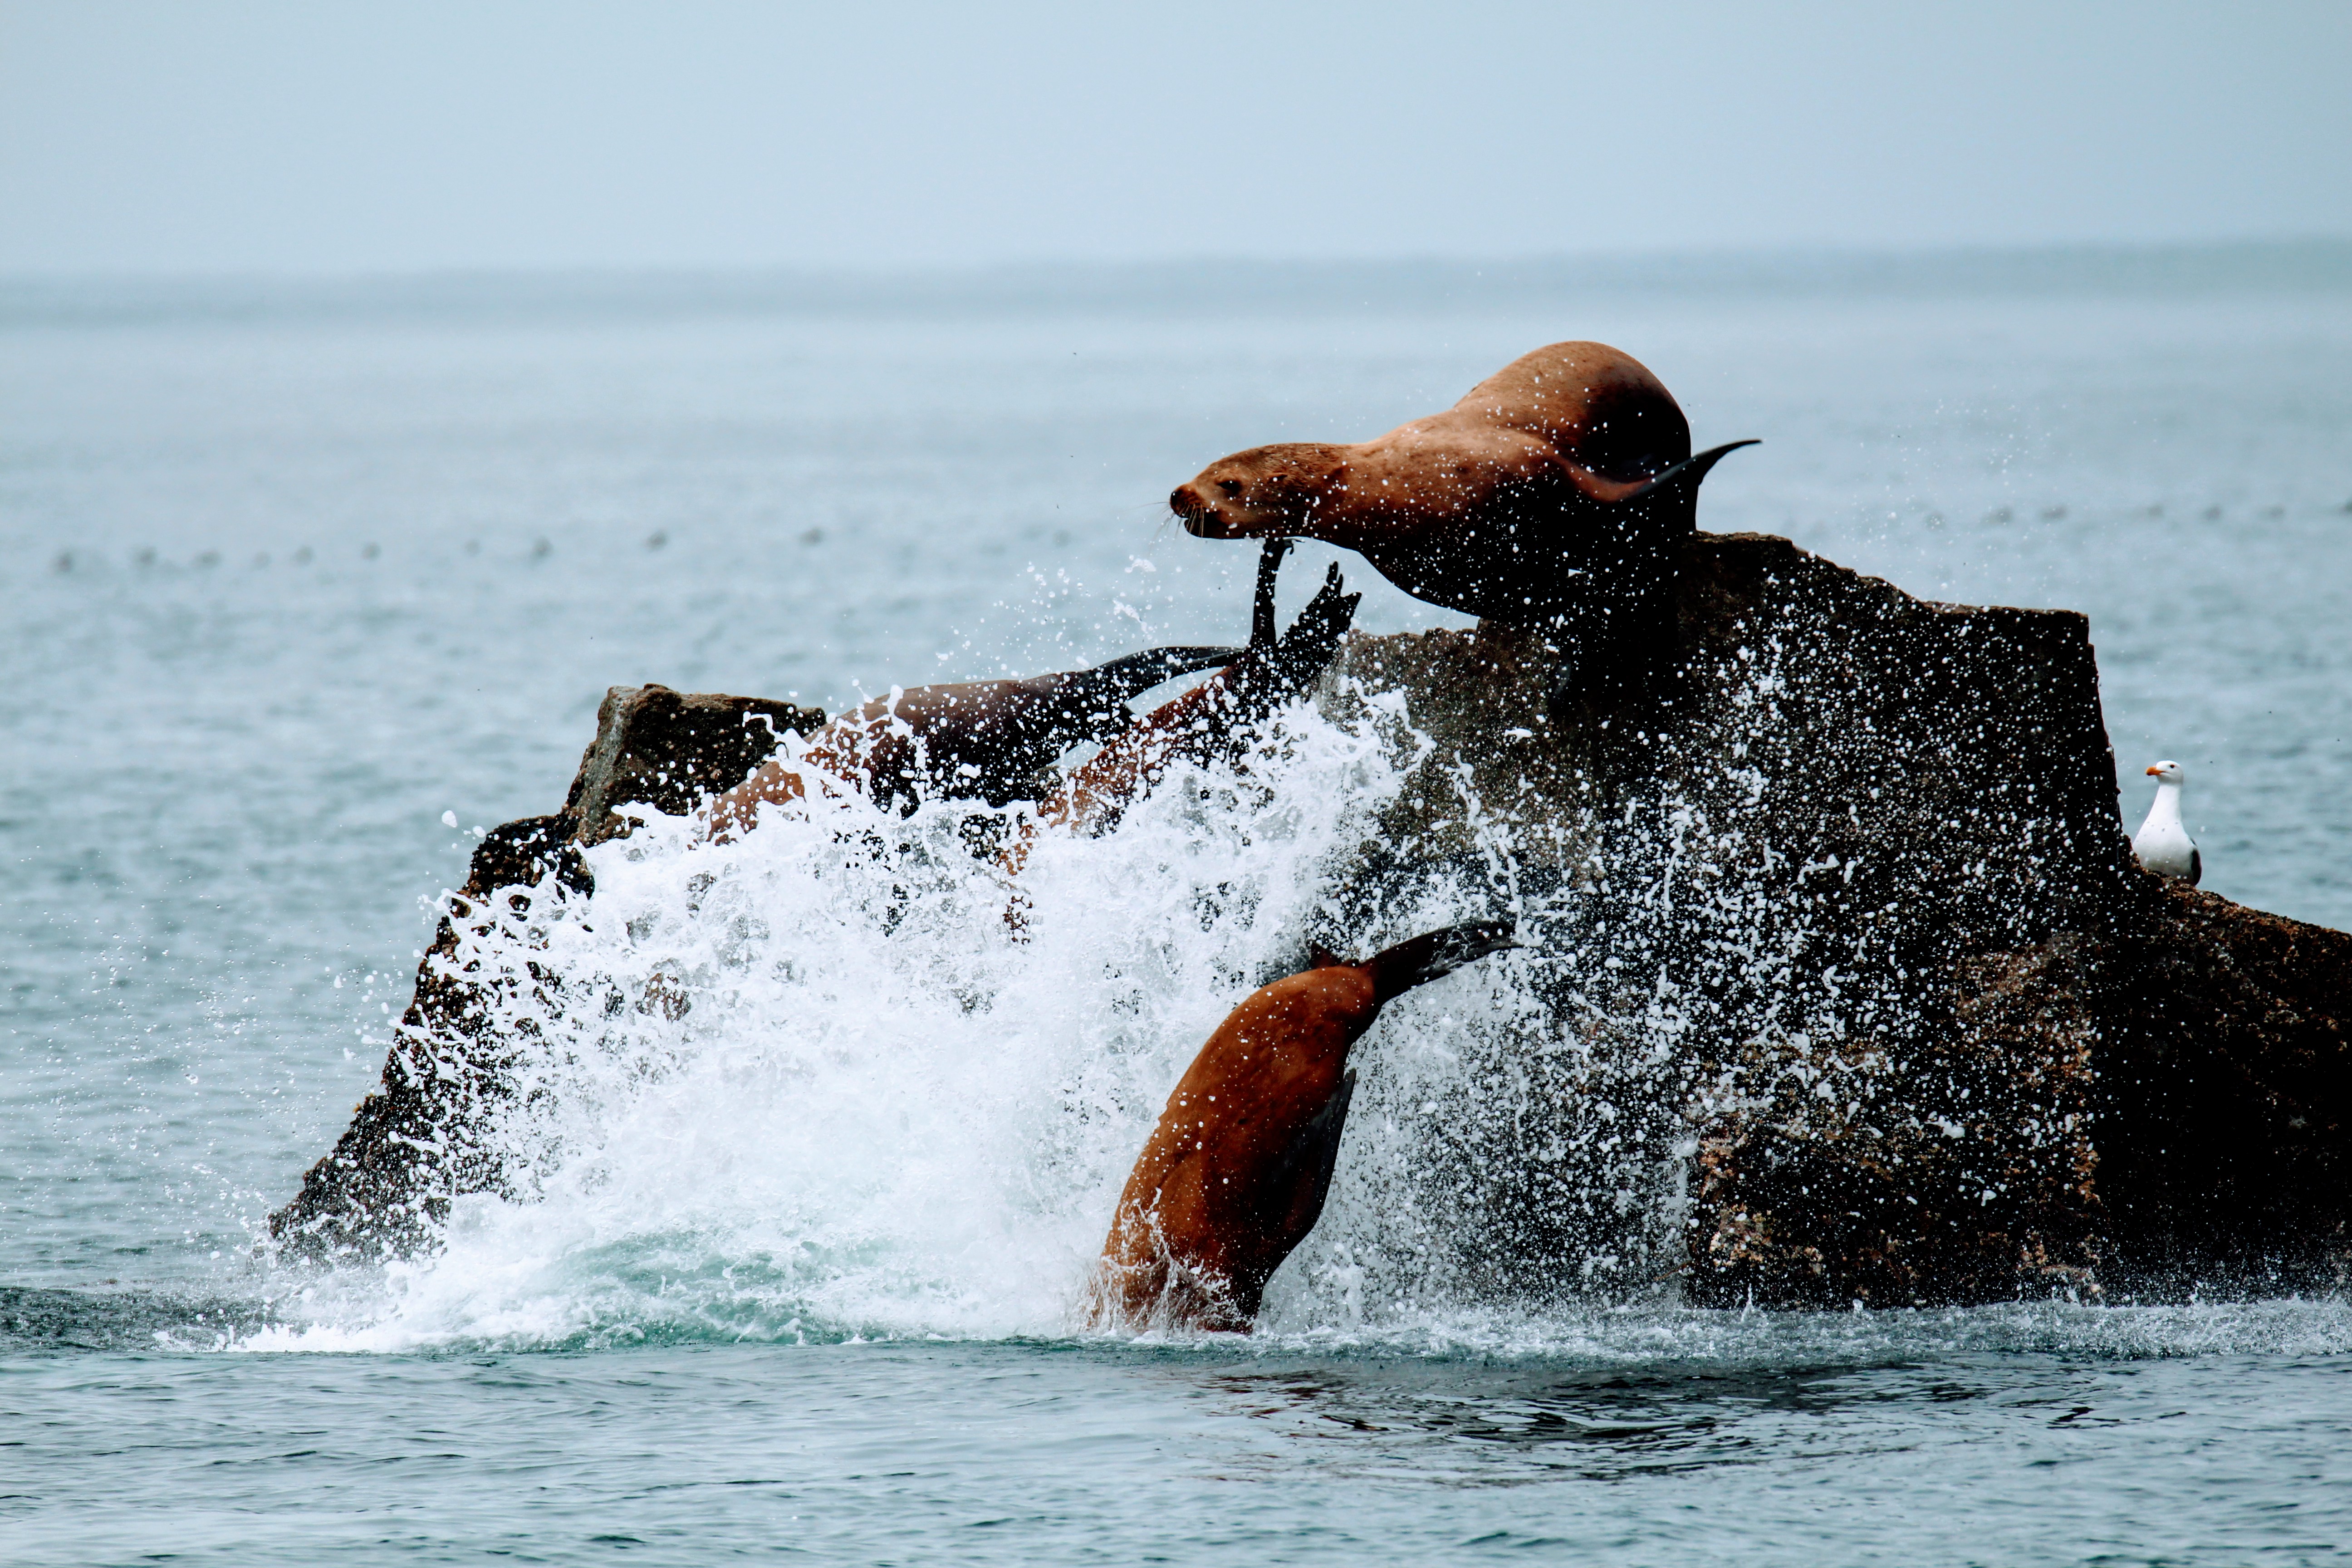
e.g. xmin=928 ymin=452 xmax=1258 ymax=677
xmin=273 ymin=540 xmax=2347 ymax=1302
xmin=2096 ymin=878 xmax=2352 ymax=1297
xmin=567 ymin=684 xmax=828 ymax=846
xmin=1308 ymin=531 xmax=2347 ymax=1306
xmin=268 ymin=688 xmax=824 ymax=1259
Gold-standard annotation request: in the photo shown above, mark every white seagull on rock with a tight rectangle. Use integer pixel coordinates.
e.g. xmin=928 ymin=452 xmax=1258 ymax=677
xmin=2132 ymin=759 xmax=2201 ymax=885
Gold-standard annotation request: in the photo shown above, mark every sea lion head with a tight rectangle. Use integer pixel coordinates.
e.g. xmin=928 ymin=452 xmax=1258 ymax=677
xmin=1169 ymin=442 xmax=1348 ymax=539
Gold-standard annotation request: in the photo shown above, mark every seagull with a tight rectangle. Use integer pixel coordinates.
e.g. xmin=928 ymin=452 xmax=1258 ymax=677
xmin=2132 ymin=760 xmax=2201 ymax=885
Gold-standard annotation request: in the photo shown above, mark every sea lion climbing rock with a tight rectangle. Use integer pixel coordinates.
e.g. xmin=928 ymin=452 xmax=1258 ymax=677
xmin=1169 ymin=340 xmax=1753 ymax=691
xmin=710 ymin=643 xmax=1239 ymax=835
xmin=1002 ymin=539 xmax=1359 ymax=878
xmin=1093 ymin=921 xmax=1518 ymax=1332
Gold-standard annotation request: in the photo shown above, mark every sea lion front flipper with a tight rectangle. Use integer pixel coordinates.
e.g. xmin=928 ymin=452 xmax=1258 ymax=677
xmin=1265 ymin=562 xmax=1361 ymax=696
xmin=1250 ymin=536 xmax=1295 ymax=652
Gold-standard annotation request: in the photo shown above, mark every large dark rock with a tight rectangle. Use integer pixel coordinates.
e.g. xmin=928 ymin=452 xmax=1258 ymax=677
xmin=272 ymin=545 xmax=2348 ymax=1300
xmin=2096 ymin=880 xmax=2352 ymax=1296
xmin=1308 ymin=531 xmax=2348 ymax=1305
xmin=565 ymin=684 xmax=827 ymax=845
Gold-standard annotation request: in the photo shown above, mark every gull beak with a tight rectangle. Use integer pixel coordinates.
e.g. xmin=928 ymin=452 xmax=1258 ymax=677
xmin=2146 ymin=765 xmax=2162 ymax=775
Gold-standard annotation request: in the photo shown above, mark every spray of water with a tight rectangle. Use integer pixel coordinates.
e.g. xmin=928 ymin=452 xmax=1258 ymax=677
xmin=241 ymin=690 xmax=1582 ymax=1350
xmin=230 ymin=622 xmax=2345 ymax=1357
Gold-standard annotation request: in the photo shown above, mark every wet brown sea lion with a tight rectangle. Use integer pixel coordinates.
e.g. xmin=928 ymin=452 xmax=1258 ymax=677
xmin=709 ymin=644 xmax=1238 ymax=836
xmin=1092 ymin=919 xmax=1519 ymax=1332
xmin=1168 ymin=341 xmax=1754 ymax=690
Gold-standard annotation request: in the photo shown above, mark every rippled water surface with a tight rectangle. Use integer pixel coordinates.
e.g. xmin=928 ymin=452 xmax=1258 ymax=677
xmin=5 ymin=251 xmax=2350 ymax=1563
xmin=8 ymin=1303 xmax=2352 ymax=1566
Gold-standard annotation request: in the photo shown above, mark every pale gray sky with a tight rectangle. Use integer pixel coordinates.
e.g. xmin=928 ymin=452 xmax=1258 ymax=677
xmin=3 ymin=0 xmax=2347 ymax=273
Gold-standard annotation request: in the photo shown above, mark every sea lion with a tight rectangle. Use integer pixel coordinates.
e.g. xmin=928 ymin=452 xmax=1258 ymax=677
xmin=1093 ymin=919 xmax=1519 ymax=1331
xmin=709 ymin=644 xmax=1239 ymax=836
xmin=1167 ymin=341 xmax=1754 ymax=687
xmin=999 ymin=539 xmax=1358 ymax=879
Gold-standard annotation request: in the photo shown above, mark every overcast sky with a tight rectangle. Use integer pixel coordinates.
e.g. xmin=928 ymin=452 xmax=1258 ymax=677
xmin=3 ymin=0 xmax=2347 ymax=274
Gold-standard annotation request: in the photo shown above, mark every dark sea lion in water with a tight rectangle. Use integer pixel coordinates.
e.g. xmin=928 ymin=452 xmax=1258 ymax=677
xmin=1093 ymin=919 xmax=1519 ymax=1331
xmin=710 ymin=643 xmax=1239 ymax=835
xmin=1168 ymin=341 xmax=1754 ymax=691
xmin=1001 ymin=539 xmax=1358 ymax=876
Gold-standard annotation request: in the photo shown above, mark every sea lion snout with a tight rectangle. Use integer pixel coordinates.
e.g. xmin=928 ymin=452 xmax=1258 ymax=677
xmin=1168 ymin=482 xmax=1229 ymax=537
xmin=1169 ymin=477 xmax=1258 ymax=539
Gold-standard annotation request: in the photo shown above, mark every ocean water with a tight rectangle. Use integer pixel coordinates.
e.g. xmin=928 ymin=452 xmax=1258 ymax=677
xmin=4 ymin=249 xmax=2351 ymax=1563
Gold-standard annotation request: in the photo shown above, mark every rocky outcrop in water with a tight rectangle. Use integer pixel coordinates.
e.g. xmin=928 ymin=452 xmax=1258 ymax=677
xmin=2095 ymin=879 xmax=2351 ymax=1296
xmin=271 ymin=539 xmax=2348 ymax=1303
xmin=268 ymin=686 xmax=825 ymax=1259
xmin=1308 ymin=532 xmax=2348 ymax=1306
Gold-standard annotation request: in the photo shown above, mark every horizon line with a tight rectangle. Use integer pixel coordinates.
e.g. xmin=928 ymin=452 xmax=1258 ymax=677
xmin=7 ymin=234 xmax=2352 ymax=289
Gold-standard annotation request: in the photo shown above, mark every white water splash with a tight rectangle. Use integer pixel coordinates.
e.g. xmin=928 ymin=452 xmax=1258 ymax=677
xmin=245 ymin=696 xmax=1557 ymax=1351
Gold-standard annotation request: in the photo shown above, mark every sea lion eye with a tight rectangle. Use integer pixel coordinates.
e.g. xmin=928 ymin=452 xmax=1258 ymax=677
xmin=1217 ymin=479 xmax=1244 ymax=498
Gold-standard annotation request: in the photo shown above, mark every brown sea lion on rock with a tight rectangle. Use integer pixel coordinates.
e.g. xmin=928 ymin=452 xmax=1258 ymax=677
xmin=1169 ymin=341 xmax=1754 ymax=693
xmin=709 ymin=644 xmax=1239 ymax=836
xmin=1092 ymin=919 xmax=1519 ymax=1332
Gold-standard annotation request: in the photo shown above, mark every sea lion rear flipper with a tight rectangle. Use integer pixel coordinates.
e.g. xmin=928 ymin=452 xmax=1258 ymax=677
xmin=1619 ymin=440 xmax=1759 ymax=522
xmin=1265 ymin=1069 xmax=1357 ymax=1246
xmin=1215 ymin=553 xmax=1358 ymax=718
xmin=1012 ymin=554 xmax=1356 ymax=849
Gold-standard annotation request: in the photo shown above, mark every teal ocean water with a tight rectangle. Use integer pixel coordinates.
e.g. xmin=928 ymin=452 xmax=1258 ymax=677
xmin=5 ymin=249 xmax=2350 ymax=1563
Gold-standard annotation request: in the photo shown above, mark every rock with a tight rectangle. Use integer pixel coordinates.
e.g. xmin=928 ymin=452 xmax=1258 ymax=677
xmin=2097 ymin=879 xmax=2352 ymax=1296
xmin=566 ymin=684 xmax=827 ymax=845
xmin=267 ymin=687 xmax=822 ymax=1259
xmin=271 ymin=547 xmax=2349 ymax=1302
xmin=1306 ymin=532 xmax=2347 ymax=1306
